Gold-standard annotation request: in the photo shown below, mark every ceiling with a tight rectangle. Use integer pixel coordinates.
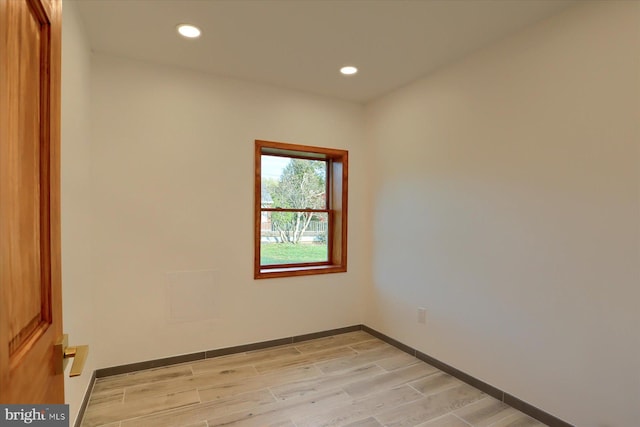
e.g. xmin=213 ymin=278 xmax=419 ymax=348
xmin=75 ymin=0 xmax=578 ymax=103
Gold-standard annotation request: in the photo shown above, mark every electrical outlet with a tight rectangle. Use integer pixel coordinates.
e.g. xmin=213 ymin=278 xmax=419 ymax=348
xmin=417 ymin=307 xmax=426 ymax=324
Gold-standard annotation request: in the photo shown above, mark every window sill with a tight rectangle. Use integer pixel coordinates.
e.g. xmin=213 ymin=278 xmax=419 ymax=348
xmin=255 ymin=264 xmax=347 ymax=279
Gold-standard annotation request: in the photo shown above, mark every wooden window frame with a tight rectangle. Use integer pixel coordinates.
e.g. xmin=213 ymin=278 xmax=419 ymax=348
xmin=255 ymin=140 xmax=348 ymax=279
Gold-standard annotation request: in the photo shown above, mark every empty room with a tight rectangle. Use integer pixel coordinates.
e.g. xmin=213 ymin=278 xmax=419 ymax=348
xmin=1 ymin=0 xmax=638 ymax=426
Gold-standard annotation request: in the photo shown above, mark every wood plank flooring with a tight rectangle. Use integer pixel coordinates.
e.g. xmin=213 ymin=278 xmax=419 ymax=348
xmin=80 ymin=331 xmax=547 ymax=427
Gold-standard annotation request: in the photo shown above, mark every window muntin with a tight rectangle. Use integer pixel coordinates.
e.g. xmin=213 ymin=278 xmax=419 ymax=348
xmin=255 ymin=140 xmax=347 ymax=279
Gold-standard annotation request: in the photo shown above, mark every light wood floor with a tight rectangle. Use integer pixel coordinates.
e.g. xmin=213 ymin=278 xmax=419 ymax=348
xmin=80 ymin=331 xmax=546 ymax=427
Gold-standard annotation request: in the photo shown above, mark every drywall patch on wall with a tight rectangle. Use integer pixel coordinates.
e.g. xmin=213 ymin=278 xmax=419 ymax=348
xmin=166 ymin=270 xmax=220 ymax=323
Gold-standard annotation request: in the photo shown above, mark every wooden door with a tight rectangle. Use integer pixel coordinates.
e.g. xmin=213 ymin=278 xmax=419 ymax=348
xmin=0 ymin=0 xmax=63 ymax=403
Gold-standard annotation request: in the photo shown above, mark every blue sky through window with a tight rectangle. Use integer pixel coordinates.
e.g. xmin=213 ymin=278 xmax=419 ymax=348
xmin=261 ymin=155 xmax=290 ymax=180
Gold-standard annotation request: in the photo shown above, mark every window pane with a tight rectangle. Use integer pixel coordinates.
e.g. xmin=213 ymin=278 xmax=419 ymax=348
xmin=262 ymin=155 xmax=327 ymax=210
xmin=260 ymin=211 xmax=328 ymax=265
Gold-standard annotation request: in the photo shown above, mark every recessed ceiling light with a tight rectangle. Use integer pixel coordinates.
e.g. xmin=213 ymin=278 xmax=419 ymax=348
xmin=177 ymin=24 xmax=201 ymax=39
xmin=340 ymin=66 xmax=358 ymax=75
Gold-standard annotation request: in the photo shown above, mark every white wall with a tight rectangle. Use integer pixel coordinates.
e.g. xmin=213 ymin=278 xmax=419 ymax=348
xmin=89 ymin=54 xmax=369 ymax=368
xmin=61 ymin=1 xmax=94 ymax=424
xmin=366 ymin=2 xmax=639 ymax=426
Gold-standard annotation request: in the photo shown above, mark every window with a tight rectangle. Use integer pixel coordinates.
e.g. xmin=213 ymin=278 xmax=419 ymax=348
xmin=255 ymin=140 xmax=348 ymax=279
